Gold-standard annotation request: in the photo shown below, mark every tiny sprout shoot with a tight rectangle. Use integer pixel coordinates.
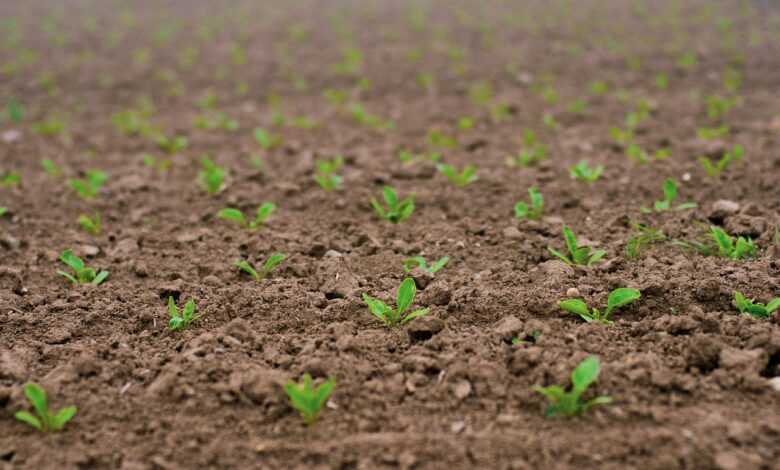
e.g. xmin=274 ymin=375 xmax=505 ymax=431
xmin=314 ymin=156 xmax=344 ymax=191
xmin=156 ymin=134 xmax=188 ymax=154
xmin=362 ymin=277 xmax=430 ymax=327
xmin=1 ymin=171 xmax=20 ymax=187
xmin=570 ymin=160 xmax=603 ymax=183
xmin=15 ymin=383 xmax=77 ymax=433
xmin=559 ymin=288 xmax=641 ymax=324
xmin=78 ymin=213 xmax=101 ymax=236
xmin=698 ymin=145 xmax=743 ymax=178
xmin=198 ymin=157 xmax=226 ymax=195
xmin=41 ymin=159 xmax=62 ymax=177
xmin=709 ymin=226 xmax=755 ymax=260
xmin=217 ymin=202 xmax=276 ymax=230
xmin=507 ymin=129 xmax=547 ymax=167
xmin=284 ymin=374 xmax=335 ymax=425
xmin=548 ymin=226 xmax=606 ymax=266
xmin=235 ymin=254 xmax=286 ymax=280
xmin=68 ymin=170 xmax=107 ymax=200
xmin=533 ymin=356 xmax=612 ymax=417
xmin=253 ymin=127 xmax=281 ymax=150
xmin=56 ymin=249 xmax=109 ymax=286
xmin=625 ymin=223 xmax=666 ymax=259
xmin=370 ymin=186 xmax=414 ymax=224
xmin=733 ymin=291 xmax=780 ymax=318
xmin=641 ymin=179 xmax=696 ymax=213
xmin=167 ymin=296 xmax=203 ymax=331
xmin=436 ymin=163 xmax=478 ymax=187
xmin=403 ymin=255 xmax=449 ymax=274
xmin=514 ymin=187 xmax=544 ymax=220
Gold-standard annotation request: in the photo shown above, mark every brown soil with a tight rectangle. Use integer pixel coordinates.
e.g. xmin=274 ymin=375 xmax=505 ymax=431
xmin=2 ymin=0 xmax=780 ymax=469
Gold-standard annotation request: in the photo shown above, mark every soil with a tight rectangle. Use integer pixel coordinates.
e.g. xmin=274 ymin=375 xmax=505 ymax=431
xmin=2 ymin=0 xmax=780 ymax=469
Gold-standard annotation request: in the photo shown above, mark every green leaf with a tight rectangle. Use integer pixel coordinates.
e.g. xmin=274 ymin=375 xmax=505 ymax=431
xmin=734 ymin=237 xmax=755 ymax=259
xmin=582 ymin=395 xmax=613 ymax=411
xmin=382 ymin=186 xmax=398 ymax=208
xmin=235 ymin=260 xmax=260 ymax=280
xmin=59 ymin=250 xmax=84 ymax=272
xmin=559 ymin=299 xmax=591 ymax=321
xmin=710 ymin=227 xmax=734 ymax=257
xmin=429 ymin=256 xmax=449 ymax=273
xmin=662 ymin=180 xmax=678 ymax=203
xmin=766 ymin=298 xmax=780 ymax=315
xmin=563 ymin=227 xmax=578 ymax=258
xmin=605 ymin=288 xmax=641 ymax=317
xmin=255 ymin=202 xmax=276 ymax=224
xmin=263 ymin=253 xmax=286 ymax=273
xmin=217 ymin=208 xmax=247 ymax=227
xmin=370 ymin=198 xmax=386 ymax=219
xmin=403 ymin=256 xmax=427 ymax=273
xmin=401 ymin=308 xmax=430 ymax=324
xmin=183 ymin=299 xmax=196 ymax=320
xmin=514 ymin=202 xmax=529 ymax=219
xmin=533 ymin=385 xmax=566 ymax=402
xmin=56 ymin=270 xmax=78 ymax=284
xmin=396 ymin=278 xmax=416 ymax=315
xmin=23 ymin=383 xmax=48 ymax=420
xmin=588 ymin=250 xmax=606 ymax=265
xmin=167 ymin=296 xmax=179 ymax=318
xmin=571 ymin=356 xmax=600 ymax=395
xmin=51 ymin=406 xmax=77 ymax=430
xmin=733 ymin=291 xmax=749 ymax=313
xmin=92 ymin=270 xmax=109 ymax=285
xmin=14 ymin=411 xmax=43 ymax=431
xmin=547 ymin=247 xmax=572 ymax=265
xmin=362 ymin=294 xmax=390 ymax=323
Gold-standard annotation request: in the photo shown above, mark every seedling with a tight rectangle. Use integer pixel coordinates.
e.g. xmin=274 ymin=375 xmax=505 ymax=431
xmin=155 ymin=134 xmax=188 ymax=154
xmin=370 ymin=186 xmax=414 ymax=224
xmin=198 ymin=157 xmax=226 ymax=195
xmin=625 ymin=223 xmax=666 ymax=259
xmin=284 ymin=374 xmax=335 ymax=425
xmin=507 ymin=129 xmax=547 ymax=167
xmin=253 ymin=127 xmax=281 ymax=150
xmin=709 ymin=226 xmax=755 ymax=260
xmin=234 ymin=254 xmax=286 ymax=280
xmin=217 ymin=202 xmax=276 ymax=230
xmin=78 ymin=213 xmax=101 ymax=236
xmin=697 ymin=125 xmax=729 ymax=140
xmin=0 ymin=207 xmax=6 ymax=217
xmin=41 ymin=159 xmax=61 ymax=177
xmin=569 ymin=161 xmax=603 ymax=183
xmin=733 ymin=291 xmax=780 ymax=318
xmin=533 ymin=356 xmax=612 ymax=417
xmin=705 ymin=95 xmax=737 ymax=120
xmin=559 ymin=288 xmax=641 ymax=324
xmin=514 ymin=187 xmax=544 ymax=220
xmin=641 ymin=179 xmax=697 ymax=213
xmin=437 ymin=163 xmax=478 ymax=187
xmin=69 ymin=170 xmax=107 ymax=200
xmin=56 ymin=249 xmax=109 ymax=285
xmin=362 ymin=277 xmax=430 ymax=326
xmin=403 ymin=256 xmax=449 ymax=274
xmin=548 ymin=226 xmax=606 ymax=266
xmin=314 ymin=156 xmax=344 ymax=191
xmin=625 ymin=144 xmax=670 ymax=164
xmin=399 ymin=150 xmax=441 ymax=166
xmin=0 ymin=171 xmax=20 ymax=187
xmin=698 ymin=145 xmax=743 ymax=178
xmin=14 ymin=383 xmax=77 ymax=433
xmin=167 ymin=296 xmax=203 ymax=331
xmin=427 ymin=130 xmax=457 ymax=149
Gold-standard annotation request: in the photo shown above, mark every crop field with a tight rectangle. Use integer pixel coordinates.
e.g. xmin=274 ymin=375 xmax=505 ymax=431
xmin=1 ymin=0 xmax=780 ymax=468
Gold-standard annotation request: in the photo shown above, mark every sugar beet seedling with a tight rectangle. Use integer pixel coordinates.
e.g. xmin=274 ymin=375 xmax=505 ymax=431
xmin=69 ymin=170 xmax=107 ymax=200
xmin=559 ymin=288 xmax=641 ymax=324
xmin=569 ymin=160 xmax=603 ymax=183
xmin=217 ymin=202 xmax=276 ymax=230
xmin=533 ymin=356 xmax=612 ymax=417
xmin=362 ymin=278 xmax=430 ymax=327
xmin=641 ymin=179 xmax=696 ymax=213
xmin=733 ymin=291 xmax=780 ymax=318
xmin=167 ymin=296 xmax=203 ymax=331
xmin=548 ymin=226 xmax=606 ymax=266
xmin=436 ymin=163 xmax=478 ymax=187
xmin=371 ymin=186 xmax=414 ymax=224
xmin=15 ymin=383 xmax=77 ymax=433
xmin=56 ymin=250 xmax=109 ymax=285
xmin=235 ymin=254 xmax=286 ymax=280
xmin=514 ymin=187 xmax=544 ymax=220
xmin=284 ymin=374 xmax=335 ymax=425
xmin=403 ymin=255 xmax=449 ymax=274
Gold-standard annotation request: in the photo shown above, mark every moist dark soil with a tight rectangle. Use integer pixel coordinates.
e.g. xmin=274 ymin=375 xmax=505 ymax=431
xmin=2 ymin=0 xmax=780 ymax=469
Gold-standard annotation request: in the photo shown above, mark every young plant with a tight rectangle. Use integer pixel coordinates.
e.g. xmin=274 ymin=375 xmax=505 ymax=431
xmin=558 ymin=288 xmax=641 ymax=324
xmin=625 ymin=223 xmax=666 ymax=259
xmin=40 ymin=159 xmax=62 ymax=177
xmin=709 ymin=226 xmax=755 ymax=260
xmin=253 ymin=127 xmax=281 ymax=150
xmin=0 ymin=171 xmax=20 ymax=187
xmin=56 ymin=249 xmax=109 ymax=286
xmin=284 ymin=374 xmax=335 ymax=425
xmin=155 ymin=134 xmax=188 ymax=154
xmin=314 ymin=156 xmax=343 ymax=191
xmin=14 ymin=383 xmax=77 ymax=433
xmin=533 ymin=356 xmax=612 ymax=417
xmin=698 ymin=145 xmax=743 ymax=178
xmin=217 ymin=202 xmax=276 ymax=230
xmin=548 ymin=226 xmax=606 ymax=266
xmin=370 ymin=186 xmax=414 ymax=224
xmin=78 ymin=213 xmax=101 ymax=236
xmin=69 ymin=170 xmax=107 ymax=200
xmin=167 ymin=296 xmax=203 ymax=331
xmin=641 ymin=179 xmax=697 ymax=213
xmin=362 ymin=277 xmax=430 ymax=327
xmin=436 ymin=163 xmax=478 ymax=187
xmin=569 ymin=160 xmax=603 ymax=183
xmin=507 ymin=129 xmax=547 ymax=167
xmin=234 ymin=254 xmax=286 ymax=280
xmin=403 ymin=256 xmax=449 ymax=274
xmin=0 ymin=207 xmax=7 ymax=217
xmin=198 ymin=157 xmax=226 ymax=195
xmin=733 ymin=291 xmax=780 ymax=318
xmin=514 ymin=187 xmax=544 ymax=220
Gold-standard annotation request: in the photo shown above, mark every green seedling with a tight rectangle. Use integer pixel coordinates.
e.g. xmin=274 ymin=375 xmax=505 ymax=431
xmin=56 ymin=249 xmax=109 ymax=285
xmin=141 ymin=154 xmax=171 ymax=172
xmin=437 ymin=163 xmax=478 ymax=187
xmin=362 ymin=277 xmax=430 ymax=327
xmin=427 ymin=130 xmax=457 ymax=149
xmin=314 ymin=156 xmax=344 ymax=191
xmin=41 ymin=159 xmax=61 ymax=177
xmin=625 ymin=144 xmax=669 ymax=164
xmin=198 ymin=157 xmax=226 ymax=195
xmin=697 ymin=125 xmax=729 ymax=140
xmin=709 ymin=226 xmax=755 ymax=260
xmin=155 ymin=134 xmax=188 ymax=154
xmin=625 ymin=223 xmax=666 ymax=259
xmin=399 ymin=150 xmax=441 ymax=166
xmin=609 ymin=126 xmax=634 ymax=146
xmin=705 ymin=95 xmax=737 ymax=120
xmin=234 ymin=254 xmax=286 ymax=280
xmin=349 ymin=103 xmax=394 ymax=131
xmin=253 ymin=127 xmax=281 ymax=150
xmin=698 ymin=145 xmax=743 ymax=178
xmin=548 ymin=226 xmax=606 ymax=266
xmin=112 ymin=109 xmax=152 ymax=136
xmin=514 ymin=187 xmax=544 ymax=220
xmin=167 ymin=296 xmax=203 ymax=331
xmin=655 ymin=73 xmax=669 ymax=90
xmin=507 ymin=129 xmax=547 ymax=167
xmin=533 ymin=356 xmax=612 ymax=417
xmin=733 ymin=291 xmax=780 ymax=318
xmin=217 ymin=202 xmax=276 ymax=230
xmin=69 ymin=170 xmax=107 ymax=200
xmin=641 ymin=179 xmax=696 ymax=213
xmin=458 ymin=117 xmax=474 ymax=130
xmin=78 ymin=213 xmax=101 ymax=236
xmin=14 ymin=383 xmax=76 ymax=433
xmin=0 ymin=207 xmax=7 ymax=217
xmin=569 ymin=160 xmax=603 ymax=183
xmin=403 ymin=256 xmax=449 ymax=274
xmin=559 ymin=288 xmax=641 ymax=324
xmin=4 ymin=98 xmax=23 ymax=123
xmin=370 ymin=186 xmax=414 ymax=224
xmin=194 ymin=112 xmax=239 ymax=131
xmin=1 ymin=171 xmax=20 ymax=187
xmin=284 ymin=374 xmax=335 ymax=425
xmin=31 ymin=116 xmax=65 ymax=136
xmin=589 ymin=80 xmax=608 ymax=96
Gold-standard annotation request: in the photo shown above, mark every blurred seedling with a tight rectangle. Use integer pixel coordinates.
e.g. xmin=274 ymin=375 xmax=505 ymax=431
xmin=0 ymin=207 xmax=7 ymax=217
xmin=198 ymin=157 xmax=226 ymax=195
xmin=437 ymin=163 xmax=478 ymax=187
xmin=14 ymin=383 xmax=76 ymax=433
xmin=31 ymin=116 xmax=65 ymax=136
xmin=362 ymin=277 xmax=430 ymax=327
xmin=314 ymin=156 xmax=344 ymax=191
xmin=167 ymin=296 xmax=203 ymax=331
xmin=698 ymin=145 xmax=743 ymax=178
xmin=705 ymin=95 xmax=737 ymax=120
xmin=733 ymin=291 xmax=780 ymax=318
xmin=427 ymin=129 xmax=457 ymax=149
xmin=56 ymin=249 xmax=109 ymax=285
xmin=195 ymin=112 xmax=239 ymax=131
xmin=626 ymin=144 xmax=670 ymax=164
xmin=235 ymin=254 xmax=286 ymax=281
xmin=697 ymin=125 xmax=729 ymax=140
xmin=569 ymin=161 xmax=603 ymax=183
xmin=403 ymin=255 xmax=449 ymax=274
xmin=217 ymin=202 xmax=276 ymax=230
xmin=78 ymin=213 xmax=101 ymax=236
xmin=675 ymin=226 xmax=755 ymax=260
xmin=284 ymin=374 xmax=335 ymax=425
xmin=370 ymin=186 xmax=414 ymax=224
xmin=507 ymin=129 xmax=547 ymax=167
xmin=69 ymin=170 xmax=107 ymax=200
xmin=254 ymin=127 xmax=282 ymax=150
xmin=533 ymin=356 xmax=612 ymax=417
xmin=4 ymin=98 xmax=23 ymax=123
xmin=112 ymin=109 xmax=152 ymax=136
xmin=1 ymin=171 xmax=20 ymax=187
xmin=141 ymin=154 xmax=171 ymax=172
xmin=155 ymin=133 xmax=188 ymax=154
xmin=41 ymin=159 xmax=62 ymax=177
xmin=548 ymin=226 xmax=606 ymax=266
xmin=559 ymin=288 xmax=641 ymax=324
xmin=514 ymin=187 xmax=544 ymax=220
xmin=625 ymin=223 xmax=666 ymax=259
xmin=641 ymin=179 xmax=696 ymax=213
xmin=399 ymin=150 xmax=441 ymax=166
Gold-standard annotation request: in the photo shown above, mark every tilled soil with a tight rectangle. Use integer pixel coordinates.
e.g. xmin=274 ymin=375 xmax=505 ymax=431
xmin=2 ymin=0 xmax=780 ymax=469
